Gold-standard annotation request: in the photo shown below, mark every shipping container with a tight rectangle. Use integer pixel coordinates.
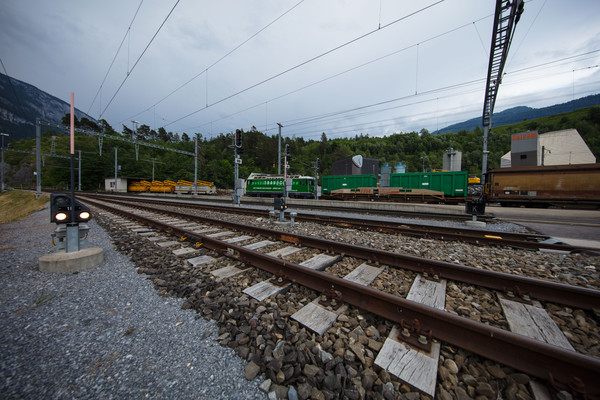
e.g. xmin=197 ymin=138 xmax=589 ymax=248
xmin=389 ymin=171 xmax=468 ymax=197
xmin=321 ymin=174 xmax=377 ymax=194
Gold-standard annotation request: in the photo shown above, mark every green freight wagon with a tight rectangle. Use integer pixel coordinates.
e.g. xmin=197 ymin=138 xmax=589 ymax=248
xmin=389 ymin=171 xmax=468 ymax=197
xmin=245 ymin=173 xmax=315 ymax=198
xmin=321 ymin=174 xmax=377 ymax=194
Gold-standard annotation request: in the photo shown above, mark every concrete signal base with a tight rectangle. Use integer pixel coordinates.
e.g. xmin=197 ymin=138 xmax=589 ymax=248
xmin=39 ymin=248 xmax=104 ymax=273
xmin=464 ymin=220 xmax=487 ymax=228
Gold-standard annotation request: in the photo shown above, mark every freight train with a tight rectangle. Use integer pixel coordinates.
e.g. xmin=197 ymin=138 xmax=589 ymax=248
xmin=320 ymin=165 xmax=600 ymax=207
xmin=321 ymin=171 xmax=468 ymax=203
xmin=484 ymin=163 xmax=600 ymax=208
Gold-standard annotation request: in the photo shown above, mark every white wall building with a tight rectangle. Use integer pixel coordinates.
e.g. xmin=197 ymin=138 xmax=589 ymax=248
xmin=104 ymin=177 xmax=128 ymax=192
xmin=500 ymin=129 xmax=596 ymax=167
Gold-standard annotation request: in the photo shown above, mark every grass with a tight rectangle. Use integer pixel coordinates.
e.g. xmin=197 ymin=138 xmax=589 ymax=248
xmin=0 ymin=190 xmax=49 ymax=224
xmin=34 ymin=289 xmax=56 ymax=307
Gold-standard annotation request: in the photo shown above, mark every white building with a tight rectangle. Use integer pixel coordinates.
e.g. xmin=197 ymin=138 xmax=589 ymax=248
xmin=104 ymin=177 xmax=128 ymax=192
xmin=500 ymin=129 xmax=596 ymax=167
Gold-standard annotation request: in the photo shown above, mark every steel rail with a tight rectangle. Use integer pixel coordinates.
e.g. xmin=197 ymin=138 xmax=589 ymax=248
xmin=83 ymin=194 xmax=581 ymax=252
xmin=84 ymin=197 xmax=600 ymax=397
xmin=82 ymin=196 xmax=600 ymax=310
xmin=292 ymin=213 xmax=572 ymax=251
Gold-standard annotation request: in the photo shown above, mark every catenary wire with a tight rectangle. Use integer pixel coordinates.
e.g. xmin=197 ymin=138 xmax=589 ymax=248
xmin=100 ymin=0 xmax=181 ymax=119
xmin=280 ymin=61 xmax=600 ymax=136
xmin=87 ymin=0 xmax=144 ymax=115
xmin=163 ymin=0 xmax=446 ymax=128
xmin=180 ymin=14 xmax=493 ymax=134
xmin=124 ymin=0 xmax=306 ymax=124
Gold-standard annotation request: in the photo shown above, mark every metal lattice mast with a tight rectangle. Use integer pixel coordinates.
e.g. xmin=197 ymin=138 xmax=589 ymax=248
xmin=481 ymin=0 xmax=524 ymax=185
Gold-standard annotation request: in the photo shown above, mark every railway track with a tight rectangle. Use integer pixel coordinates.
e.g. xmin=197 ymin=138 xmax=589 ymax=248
xmin=81 ymin=196 xmax=600 ymax=399
xmin=84 ymin=194 xmax=590 ymax=253
xmin=92 ymin=191 xmax=493 ymax=222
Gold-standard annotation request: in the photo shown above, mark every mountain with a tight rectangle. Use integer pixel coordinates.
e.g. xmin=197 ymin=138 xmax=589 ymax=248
xmin=435 ymin=94 xmax=600 ymax=133
xmin=0 ymin=72 xmax=96 ymax=142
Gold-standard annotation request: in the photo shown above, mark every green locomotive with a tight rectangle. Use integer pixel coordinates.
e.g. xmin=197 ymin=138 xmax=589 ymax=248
xmin=245 ymin=173 xmax=316 ymax=198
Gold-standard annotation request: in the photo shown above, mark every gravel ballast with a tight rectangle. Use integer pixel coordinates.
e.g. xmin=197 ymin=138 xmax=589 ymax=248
xmin=0 ymin=206 xmax=266 ymax=399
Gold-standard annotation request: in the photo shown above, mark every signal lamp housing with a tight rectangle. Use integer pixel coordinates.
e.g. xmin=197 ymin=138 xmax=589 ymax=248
xmin=50 ymin=194 xmax=92 ymax=224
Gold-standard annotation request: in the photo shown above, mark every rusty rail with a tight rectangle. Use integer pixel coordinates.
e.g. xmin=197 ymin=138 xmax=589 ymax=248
xmin=82 ymin=194 xmax=584 ymax=252
xmin=82 ymin=196 xmax=600 ymax=310
xmin=84 ymin=197 xmax=600 ymax=397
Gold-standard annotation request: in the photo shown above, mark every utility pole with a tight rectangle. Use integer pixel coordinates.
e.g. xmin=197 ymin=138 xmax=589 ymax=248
xmin=114 ymin=147 xmax=118 ymax=192
xmin=284 ymin=144 xmax=290 ymax=198
xmin=131 ymin=120 xmax=139 ymax=139
xmin=194 ymin=134 xmax=198 ymax=195
xmin=36 ymin=119 xmax=41 ymax=196
xmin=277 ymin=123 xmax=282 ymax=175
xmin=314 ymin=157 xmax=320 ymax=200
xmin=1 ymin=132 xmax=8 ymax=192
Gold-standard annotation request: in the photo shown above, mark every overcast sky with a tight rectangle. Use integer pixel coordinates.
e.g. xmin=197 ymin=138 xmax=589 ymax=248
xmin=1 ymin=0 xmax=599 ymax=140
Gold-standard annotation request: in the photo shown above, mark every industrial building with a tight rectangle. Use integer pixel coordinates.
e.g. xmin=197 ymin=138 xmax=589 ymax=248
xmin=331 ymin=155 xmax=379 ymax=176
xmin=443 ymin=148 xmax=462 ymax=171
xmin=501 ymin=129 xmax=596 ymax=167
xmin=380 ymin=162 xmax=406 ymax=187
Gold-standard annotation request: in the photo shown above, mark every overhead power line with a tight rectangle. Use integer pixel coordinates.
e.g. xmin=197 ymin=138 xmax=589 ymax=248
xmin=87 ymin=0 xmax=144 ymax=115
xmin=163 ymin=0 xmax=446 ymax=128
xmin=125 ymin=0 xmax=306 ymax=123
xmin=257 ymin=56 xmax=599 ymax=139
xmin=100 ymin=0 xmax=181 ymax=119
xmin=183 ymin=13 xmax=494 ymax=134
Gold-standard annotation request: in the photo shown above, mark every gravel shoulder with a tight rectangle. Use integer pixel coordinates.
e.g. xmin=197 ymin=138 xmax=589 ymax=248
xmin=0 ymin=205 xmax=266 ymax=399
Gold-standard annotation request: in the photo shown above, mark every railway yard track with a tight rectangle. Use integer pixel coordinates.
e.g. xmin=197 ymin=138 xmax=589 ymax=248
xmin=100 ymin=192 xmax=495 ymax=222
xmin=80 ymin=195 xmax=600 ymax=400
xmin=83 ymin=194 xmax=593 ymax=253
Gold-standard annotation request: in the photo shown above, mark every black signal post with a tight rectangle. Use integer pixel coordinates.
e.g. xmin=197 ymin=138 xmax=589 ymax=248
xmin=233 ymin=129 xmax=243 ymax=205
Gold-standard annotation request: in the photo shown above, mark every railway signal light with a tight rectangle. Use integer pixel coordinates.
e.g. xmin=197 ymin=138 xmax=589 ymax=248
xmin=50 ymin=193 xmax=91 ymax=224
xmin=235 ymin=129 xmax=242 ymax=148
xmin=285 ymin=144 xmax=290 ymax=157
xmin=316 ymin=158 xmax=320 ymax=171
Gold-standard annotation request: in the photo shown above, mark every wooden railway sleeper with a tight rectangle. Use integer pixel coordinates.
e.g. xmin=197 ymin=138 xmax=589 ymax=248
xmin=81 ymin=196 xmax=600 ymax=310
xmin=83 ymin=199 xmax=600 ymax=396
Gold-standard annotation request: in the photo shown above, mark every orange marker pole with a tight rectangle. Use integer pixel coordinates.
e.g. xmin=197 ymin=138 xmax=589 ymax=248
xmin=70 ymin=92 xmax=74 ymax=154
